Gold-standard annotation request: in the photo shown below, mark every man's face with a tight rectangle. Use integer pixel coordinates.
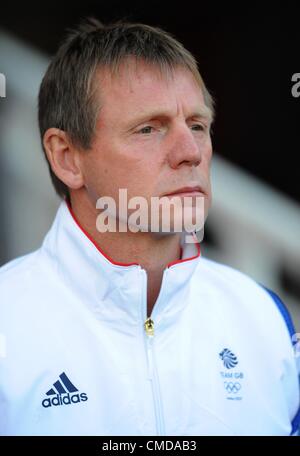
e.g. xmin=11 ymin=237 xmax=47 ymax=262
xmin=79 ymin=60 xmax=213 ymax=234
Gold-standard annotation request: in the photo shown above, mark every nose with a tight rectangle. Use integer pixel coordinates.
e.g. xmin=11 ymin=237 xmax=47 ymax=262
xmin=167 ymin=124 xmax=203 ymax=169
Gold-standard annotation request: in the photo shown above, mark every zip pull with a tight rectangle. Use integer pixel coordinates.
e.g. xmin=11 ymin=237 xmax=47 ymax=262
xmin=144 ymin=318 xmax=154 ymax=336
xmin=144 ymin=318 xmax=154 ymax=381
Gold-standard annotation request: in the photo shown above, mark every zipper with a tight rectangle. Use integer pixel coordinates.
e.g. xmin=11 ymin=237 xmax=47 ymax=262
xmin=141 ymin=268 xmax=167 ymax=436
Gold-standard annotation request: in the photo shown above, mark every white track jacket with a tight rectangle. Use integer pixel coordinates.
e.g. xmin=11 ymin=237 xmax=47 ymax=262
xmin=0 ymin=200 xmax=299 ymax=436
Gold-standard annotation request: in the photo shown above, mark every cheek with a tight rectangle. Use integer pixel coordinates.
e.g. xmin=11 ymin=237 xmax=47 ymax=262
xmin=93 ymin=163 xmax=156 ymax=200
xmin=79 ymin=152 xmax=113 ymax=200
xmin=204 ymin=137 xmax=213 ymax=158
xmin=202 ymin=144 xmax=213 ymax=171
xmin=82 ymin=138 xmax=161 ymax=198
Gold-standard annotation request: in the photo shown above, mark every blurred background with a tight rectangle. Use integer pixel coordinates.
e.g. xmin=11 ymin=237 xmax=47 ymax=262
xmin=0 ymin=2 xmax=299 ymax=329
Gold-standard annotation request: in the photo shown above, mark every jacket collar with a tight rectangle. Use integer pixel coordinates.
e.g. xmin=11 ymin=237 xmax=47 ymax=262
xmin=41 ymin=200 xmax=201 ymax=330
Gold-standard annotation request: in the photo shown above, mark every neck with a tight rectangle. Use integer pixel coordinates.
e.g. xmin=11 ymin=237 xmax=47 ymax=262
xmin=69 ymin=193 xmax=182 ymax=317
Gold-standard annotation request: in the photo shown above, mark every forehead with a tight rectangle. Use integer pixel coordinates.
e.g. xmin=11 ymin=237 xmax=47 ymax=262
xmin=94 ymin=60 xmax=210 ymax=122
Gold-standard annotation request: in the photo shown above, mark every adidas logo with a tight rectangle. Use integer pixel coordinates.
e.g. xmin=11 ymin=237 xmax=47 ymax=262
xmin=42 ymin=372 xmax=88 ymax=408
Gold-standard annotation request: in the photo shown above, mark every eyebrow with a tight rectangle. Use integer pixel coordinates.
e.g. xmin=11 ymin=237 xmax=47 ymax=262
xmin=127 ymin=105 xmax=213 ymax=127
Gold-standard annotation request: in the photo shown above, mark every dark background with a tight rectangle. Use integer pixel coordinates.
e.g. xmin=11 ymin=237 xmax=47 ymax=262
xmin=0 ymin=1 xmax=299 ymax=202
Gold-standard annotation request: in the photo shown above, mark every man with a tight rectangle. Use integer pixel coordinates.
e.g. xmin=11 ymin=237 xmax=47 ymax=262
xmin=0 ymin=18 xmax=299 ymax=436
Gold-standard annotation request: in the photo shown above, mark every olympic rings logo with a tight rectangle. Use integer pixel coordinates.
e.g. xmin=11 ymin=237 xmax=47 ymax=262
xmin=224 ymin=382 xmax=241 ymax=394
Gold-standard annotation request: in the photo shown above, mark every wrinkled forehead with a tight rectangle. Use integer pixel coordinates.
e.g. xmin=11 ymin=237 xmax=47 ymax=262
xmin=93 ymin=58 xmax=212 ymax=122
xmin=97 ymin=56 xmax=200 ymax=86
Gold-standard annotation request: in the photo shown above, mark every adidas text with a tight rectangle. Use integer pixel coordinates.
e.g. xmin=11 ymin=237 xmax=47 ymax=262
xmin=42 ymin=392 xmax=88 ymax=408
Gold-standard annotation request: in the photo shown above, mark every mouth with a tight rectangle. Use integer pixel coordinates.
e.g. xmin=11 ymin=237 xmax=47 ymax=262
xmin=163 ymin=185 xmax=205 ymax=197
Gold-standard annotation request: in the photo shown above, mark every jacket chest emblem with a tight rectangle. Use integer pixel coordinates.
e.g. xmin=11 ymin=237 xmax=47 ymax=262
xmin=219 ymin=348 xmax=244 ymax=401
xmin=42 ymin=372 xmax=88 ymax=408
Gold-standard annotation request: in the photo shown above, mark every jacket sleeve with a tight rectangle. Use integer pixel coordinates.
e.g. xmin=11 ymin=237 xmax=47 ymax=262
xmin=263 ymin=286 xmax=300 ymax=436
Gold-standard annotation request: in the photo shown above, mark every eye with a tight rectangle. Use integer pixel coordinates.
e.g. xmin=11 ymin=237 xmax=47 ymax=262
xmin=138 ymin=126 xmax=154 ymax=134
xmin=190 ymin=123 xmax=206 ymax=132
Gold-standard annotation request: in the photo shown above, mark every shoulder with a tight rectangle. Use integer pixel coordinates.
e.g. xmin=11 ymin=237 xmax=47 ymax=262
xmin=197 ymin=255 xmax=262 ymax=288
xmin=0 ymin=248 xmax=54 ymax=316
xmin=0 ymin=250 xmax=41 ymax=288
xmin=195 ymin=256 xmax=300 ymax=432
xmin=195 ymin=255 xmax=297 ymax=347
xmin=197 ymin=255 xmax=279 ymax=300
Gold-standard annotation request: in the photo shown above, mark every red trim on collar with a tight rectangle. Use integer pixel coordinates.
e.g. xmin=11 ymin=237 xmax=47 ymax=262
xmin=66 ymin=200 xmax=139 ymax=267
xmin=66 ymin=199 xmax=200 ymax=269
xmin=167 ymin=233 xmax=201 ymax=268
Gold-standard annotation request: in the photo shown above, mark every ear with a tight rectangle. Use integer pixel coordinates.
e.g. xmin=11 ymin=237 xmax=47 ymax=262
xmin=43 ymin=128 xmax=84 ymax=190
